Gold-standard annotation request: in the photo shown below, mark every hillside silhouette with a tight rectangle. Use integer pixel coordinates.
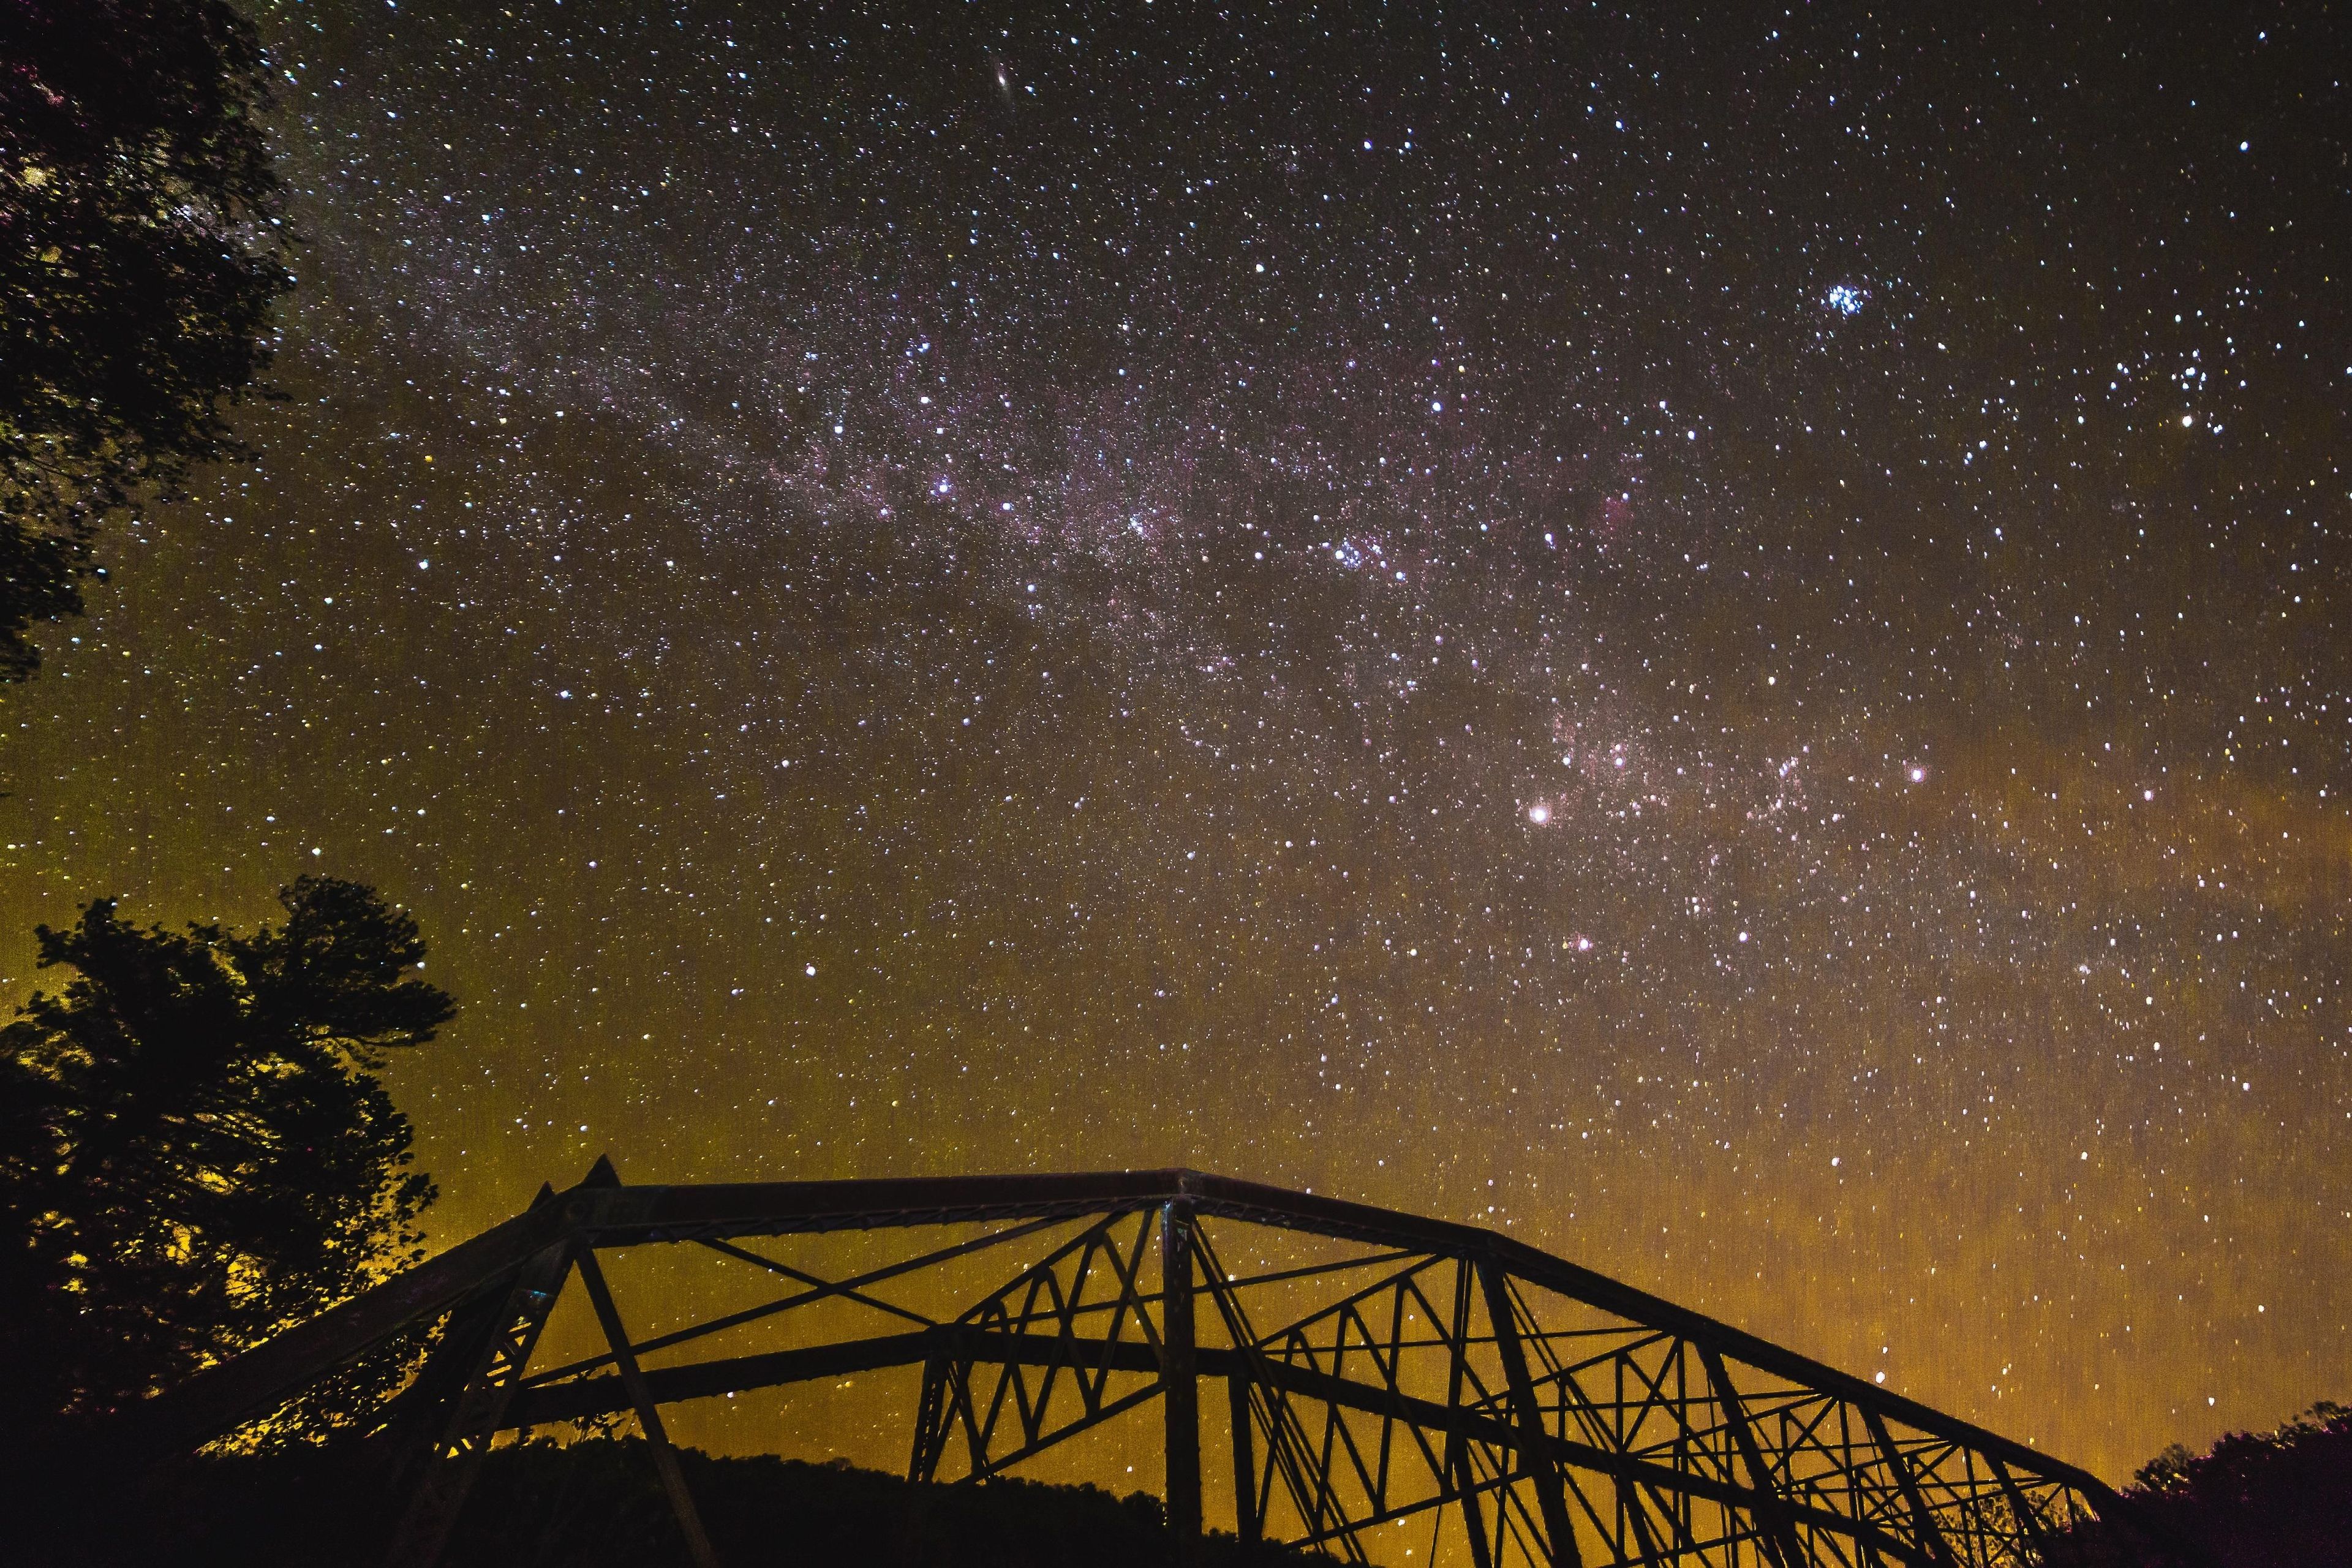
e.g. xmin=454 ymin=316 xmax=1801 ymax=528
xmin=131 ymin=1440 xmax=1331 ymax=1568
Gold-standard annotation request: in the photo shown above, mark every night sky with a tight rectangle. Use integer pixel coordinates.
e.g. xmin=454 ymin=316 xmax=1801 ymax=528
xmin=4 ymin=0 xmax=2349 ymax=1488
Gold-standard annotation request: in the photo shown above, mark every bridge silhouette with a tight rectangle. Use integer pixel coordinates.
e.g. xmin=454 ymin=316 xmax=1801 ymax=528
xmin=131 ymin=1164 xmax=2143 ymax=1568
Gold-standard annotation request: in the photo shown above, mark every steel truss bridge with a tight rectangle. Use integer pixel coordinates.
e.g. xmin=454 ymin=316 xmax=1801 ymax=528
xmin=130 ymin=1166 xmax=2149 ymax=1568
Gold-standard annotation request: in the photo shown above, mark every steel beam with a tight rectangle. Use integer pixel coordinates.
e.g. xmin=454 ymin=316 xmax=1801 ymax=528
xmin=1697 ymin=1345 xmax=1809 ymax=1568
xmin=1863 ymin=1406 xmax=1959 ymax=1568
xmin=1444 ymin=1262 xmax=1498 ymax=1568
xmin=122 ymin=1199 xmax=576 ymax=1463
xmin=1229 ymin=1373 xmax=1260 ymax=1545
xmin=1159 ymin=1200 xmax=1202 ymax=1550
xmin=380 ymin=1238 xmax=575 ymax=1568
xmin=497 ymin=1325 xmax=1934 ymax=1563
xmin=1991 ymin=1457 xmax=2056 ymax=1559
xmin=1479 ymin=1259 xmax=1586 ymax=1568
xmin=575 ymin=1249 xmax=720 ymax=1568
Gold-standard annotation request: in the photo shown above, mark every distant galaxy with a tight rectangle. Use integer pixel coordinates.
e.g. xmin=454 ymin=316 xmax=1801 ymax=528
xmin=3 ymin=0 xmax=2346 ymax=1486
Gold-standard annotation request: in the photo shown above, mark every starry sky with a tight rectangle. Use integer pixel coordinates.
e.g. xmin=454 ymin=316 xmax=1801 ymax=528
xmin=4 ymin=0 xmax=2349 ymax=1488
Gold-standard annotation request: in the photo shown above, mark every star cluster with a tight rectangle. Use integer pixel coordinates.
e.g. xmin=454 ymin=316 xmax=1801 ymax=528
xmin=2 ymin=0 xmax=2346 ymax=1483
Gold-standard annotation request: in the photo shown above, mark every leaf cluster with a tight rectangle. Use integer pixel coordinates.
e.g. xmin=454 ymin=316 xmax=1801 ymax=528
xmin=0 ymin=0 xmax=293 ymax=679
xmin=0 ymin=876 xmax=454 ymax=1431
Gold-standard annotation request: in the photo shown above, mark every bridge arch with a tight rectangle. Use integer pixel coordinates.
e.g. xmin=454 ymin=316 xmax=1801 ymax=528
xmin=129 ymin=1165 xmax=2142 ymax=1568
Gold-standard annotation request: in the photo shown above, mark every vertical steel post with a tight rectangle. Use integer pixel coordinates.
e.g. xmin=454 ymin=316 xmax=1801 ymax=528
xmin=1159 ymin=1200 xmax=1202 ymax=1551
xmin=1477 ymin=1259 xmax=1585 ymax=1568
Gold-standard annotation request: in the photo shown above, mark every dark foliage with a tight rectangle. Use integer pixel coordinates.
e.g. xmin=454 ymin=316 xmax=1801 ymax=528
xmin=0 ymin=0 xmax=292 ymax=680
xmin=125 ymin=1441 xmax=1333 ymax=1568
xmin=2120 ymin=1401 xmax=2352 ymax=1567
xmin=0 ymin=877 xmax=453 ymax=1436
xmin=2047 ymin=1400 xmax=2352 ymax=1567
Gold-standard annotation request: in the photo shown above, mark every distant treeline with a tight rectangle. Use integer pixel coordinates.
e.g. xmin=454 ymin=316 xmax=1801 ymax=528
xmin=2059 ymin=1400 xmax=2352 ymax=1568
xmin=124 ymin=1440 xmax=1330 ymax=1568
xmin=43 ymin=1397 xmax=2352 ymax=1567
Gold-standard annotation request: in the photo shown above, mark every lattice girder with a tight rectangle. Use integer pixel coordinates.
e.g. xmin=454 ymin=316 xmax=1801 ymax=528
xmin=121 ymin=1168 xmax=2174 ymax=1568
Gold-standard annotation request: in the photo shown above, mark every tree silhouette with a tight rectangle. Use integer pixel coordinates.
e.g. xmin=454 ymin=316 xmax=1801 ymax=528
xmin=0 ymin=0 xmax=292 ymax=680
xmin=2117 ymin=1400 xmax=2352 ymax=1567
xmin=0 ymin=877 xmax=453 ymax=1436
xmin=2046 ymin=1400 xmax=2352 ymax=1567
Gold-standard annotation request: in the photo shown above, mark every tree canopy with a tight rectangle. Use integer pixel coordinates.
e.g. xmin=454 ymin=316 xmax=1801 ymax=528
xmin=2119 ymin=1400 xmax=2352 ymax=1567
xmin=0 ymin=0 xmax=292 ymax=680
xmin=2048 ymin=1400 xmax=2352 ymax=1566
xmin=0 ymin=876 xmax=453 ymax=1433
